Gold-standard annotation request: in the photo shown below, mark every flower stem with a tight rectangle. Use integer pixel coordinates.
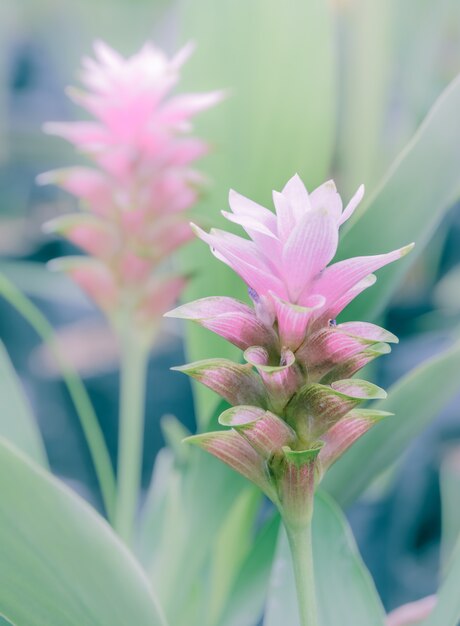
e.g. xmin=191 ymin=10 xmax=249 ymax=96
xmin=114 ymin=331 xmax=148 ymax=544
xmin=285 ymin=520 xmax=318 ymax=626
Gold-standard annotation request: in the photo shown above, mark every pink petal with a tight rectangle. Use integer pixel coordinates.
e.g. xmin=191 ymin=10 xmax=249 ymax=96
xmin=318 ymin=409 xmax=391 ymax=474
xmin=282 ymin=209 xmax=339 ymax=301
xmin=287 ymin=379 xmax=385 ymax=439
xmin=281 ymin=174 xmax=311 ymax=221
xmin=173 ymin=359 xmax=267 ymax=407
xmin=166 ymin=296 xmax=277 ymax=351
xmin=317 ymin=274 xmax=377 ymax=323
xmin=43 ymin=213 xmax=116 ymax=257
xmin=272 ymin=293 xmax=325 ymax=351
xmin=339 ymin=184 xmax=365 ymax=226
xmin=312 ymin=244 xmax=414 ymax=307
xmin=192 ymin=224 xmax=287 ymax=298
xmin=137 ymin=274 xmax=187 ymax=322
xmin=244 ymin=346 xmax=303 ymax=413
xmin=338 ymin=321 xmax=398 ymax=344
xmin=309 ymin=180 xmax=342 ymax=221
xmin=43 ymin=121 xmax=109 ymax=151
xmin=157 ymin=91 xmax=225 ymax=125
xmin=186 ymin=430 xmax=275 ymax=497
xmin=219 ymin=405 xmax=296 ymax=458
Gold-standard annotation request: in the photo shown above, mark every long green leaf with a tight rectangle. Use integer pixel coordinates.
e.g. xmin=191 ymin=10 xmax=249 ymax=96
xmin=178 ymin=0 xmax=337 ymax=425
xmin=218 ymin=513 xmax=281 ymax=626
xmin=0 ymin=272 xmax=116 ymax=521
xmin=421 ymin=536 xmax=460 ymax=626
xmin=0 ymin=341 xmax=48 ymax=468
xmin=323 ymin=338 xmax=460 ymax=507
xmin=340 ymin=72 xmax=460 ymax=322
xmin=0 ymin=438 xmax=167 ymax=626
xmin=264 ymin=492 xmax=385 ymax=626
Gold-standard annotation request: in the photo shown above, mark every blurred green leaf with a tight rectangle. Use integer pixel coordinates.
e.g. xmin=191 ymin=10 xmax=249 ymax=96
xmin=207 ymin=487 xmax=261 ymax=626
xmin=218 ymin=513 xmax=280 ymax=626
xmin=0 ymin=261 xmax=86 ymax=304
xmin=178 ymin=0 xmax=337 ymax=425
xmin=337 ymin=0 xmax=396 ymax=195
xmin=0 ymin=272 xmax=116 ymax=521
xmin=340 ymin=72 xmax=460 ymax=322
xmin=440 ymin=445 xmax=460 ymax=573
xmin=264 ymin=492 xmax=385 ymax=626
xmin=323 ymin=338 xmax=460 ymax=507
xmin=421 ymin=536 xmax=460 ymax=626
xmin=0 ymin=341 xmax=48 ymax=468
xmin=0 ymin=438 xmax=167 ymax=626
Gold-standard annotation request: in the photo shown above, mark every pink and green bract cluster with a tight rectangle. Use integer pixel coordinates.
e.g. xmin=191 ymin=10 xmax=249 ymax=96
xmin=168 ymin=174 xmax=413 ymax=524
xmin=39 ymin=41 xmax=222 ymax=340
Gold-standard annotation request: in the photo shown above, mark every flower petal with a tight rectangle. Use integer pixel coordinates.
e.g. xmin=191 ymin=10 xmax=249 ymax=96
xmin=282 ymin=209 xmax=339 ymax=302
xmin=186 ymin=430 xmax=275 ymax=498
xmin=309 ymin=180 xmax=342 ymax=221
xmin=219 ymin=405 xmax=296 ymax=458
xmin=339 ymin=184 xmax=365 ymax=226
xmin=312 ymin=244 xmax=414 ymax=307
xmin=172 ymin=359 xmax=267 ymax=407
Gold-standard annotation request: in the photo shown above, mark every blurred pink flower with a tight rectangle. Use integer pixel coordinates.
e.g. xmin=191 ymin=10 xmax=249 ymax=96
xmin=40 ymin=41 xmax=222 ymax=339
xmin=168 ymin=174 xmax=413 ymax=520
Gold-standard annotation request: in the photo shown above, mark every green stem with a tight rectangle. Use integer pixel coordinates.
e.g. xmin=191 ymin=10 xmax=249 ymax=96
xmin=285 ymin=520 xmax=318 ymax=626
xmin=0 ymin=273 xmax=117 ymax=522
xmin=114 ymin=331 xmax=148 ymax=544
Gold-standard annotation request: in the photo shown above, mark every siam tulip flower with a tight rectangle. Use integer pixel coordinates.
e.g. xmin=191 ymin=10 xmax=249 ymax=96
xmin=167 ymin=173 xmax=413 ymax=625
xmin=39 ymin=40 xmax=223 ymax=342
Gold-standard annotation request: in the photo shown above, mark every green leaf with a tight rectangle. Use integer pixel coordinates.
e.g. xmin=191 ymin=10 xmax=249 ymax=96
xmin=0 ymin=438 xmax=167 ymax=626
xmin=218 ymin=513 xmax=281 ymax=626
xmin=0 ymin=272 xmax=116 ymax=521
xmin=323 ymin=338 xmax=460 ymax=507
xmin=207 ymin=487 xmax=261 ymax=626
xmin=0 ymin=341 xmax=48 ymax=468
xmin=263 ymin=492 xmax=385 ymax=626
xmin=440 ymin=446 xmax=460 ymax=573
xmin=340 ymin=72 xmax=460 ymax=322
xmin=421 ymin=537 xmax=460 ymax=626
xmin=178 ymin=0 xmax=337 ymax=425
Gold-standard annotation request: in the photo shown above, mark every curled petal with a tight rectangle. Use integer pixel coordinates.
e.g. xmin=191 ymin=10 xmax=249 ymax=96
xmin=186 ymin=430 xmax=276 ymax=498
xmin=321 ymin=342 xmax=391 ymax=383
xmin=219 ymin=405 xmax=296 ymax=458
xmin=338 ymin=321 xmax=398 ymax=344
xmin=166 ymin=296 xmax=277 ymax=351
xmin=286 ymin=379 xmax=386 ymax=439
xmin=297 ymin=326 xmax=371 ymax=381
xmin=278 ymin=445 xmax=323 ymax=526
xmin=315 ymin=274 xmax=377 ymax=324
xmin=172 ymin=359 xmax=267 ymax=407
xmin=318 ymin=409 xmax=392 ymax=475
xmin=244 ymin=346 xmax=302 ymax=412
xmin=272 ymin=293 xmax=325 ymax=351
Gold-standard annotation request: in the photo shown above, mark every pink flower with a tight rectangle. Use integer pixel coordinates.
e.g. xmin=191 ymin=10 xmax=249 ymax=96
xmin=39 ymin=41 xmax=222 ymax=340
xmin=168 ymin=174 xmax=413 ymax=523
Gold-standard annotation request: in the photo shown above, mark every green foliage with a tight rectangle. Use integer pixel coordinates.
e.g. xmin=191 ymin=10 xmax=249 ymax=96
xmin=0 ymin=341 xmax=48 ymax=468
xmin=421 ymin=537 xmax=460 ymax=626
xmin=0 ymin=438 xmax=167 ymax=626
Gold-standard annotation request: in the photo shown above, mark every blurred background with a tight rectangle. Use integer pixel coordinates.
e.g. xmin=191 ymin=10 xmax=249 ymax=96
xmin=1 ymin=0 xmax=460 ymax=614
